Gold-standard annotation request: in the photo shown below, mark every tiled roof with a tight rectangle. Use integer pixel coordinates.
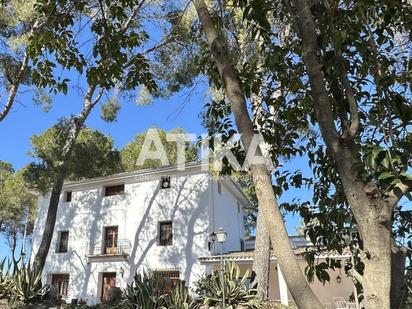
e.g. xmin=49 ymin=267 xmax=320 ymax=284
xmin=199 ymin=248 xmax=352 ymax=263
xmin=63 ymin=161 xmax=204 ymax=187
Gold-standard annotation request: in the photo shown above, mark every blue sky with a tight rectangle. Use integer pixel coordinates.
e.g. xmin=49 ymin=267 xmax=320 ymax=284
xmin=0 ymin=78 xmax=306 ymax=261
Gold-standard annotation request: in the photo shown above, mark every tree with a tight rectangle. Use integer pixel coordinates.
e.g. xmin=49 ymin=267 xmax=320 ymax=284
xmin=25 ymin=122 xmax=122 ymax=193
xmin=0 ymin=0 xmax=50 ymax=121
xmin=231 ymin=0 xmax=411 ymax=307
xmin=0 ymin=164 xmax=36 ymax=271
xmin=289 ymin=2 xmax=409 ymax=306
xmin=192 ymin=1 xmax=324 ymax=307
xmin=0 ymin=160 xmax=15 ymax=232
xmin=120 ymin=128 xmax=198 ymax=171
xmin=236 ymin=173 xmax=270 ymax=299
xmin=26 ymin=0 xmax=159 ymax=272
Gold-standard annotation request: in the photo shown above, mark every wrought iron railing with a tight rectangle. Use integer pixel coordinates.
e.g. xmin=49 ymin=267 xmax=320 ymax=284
xmin=87 ymin=239 xmax=131 ymax=257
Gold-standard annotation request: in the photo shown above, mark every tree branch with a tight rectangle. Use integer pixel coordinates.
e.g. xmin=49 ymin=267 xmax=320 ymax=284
xmin=326 ymin=9 xmax=360 ymax=138
xmin=121 ymin=0 xmax=147 ymax=31
xmin=91 ymin=87 xmax=104 ymax=106
xmin=349 ymin=268 xmax=364 ymax=285
xmin=0 ymin=52 xmax=29 ymax=122
xmin=0 ymin=17 xmax=51 ymax=123
xmin=290 ymin=0 xmax=341 ymax=151
xmin=358 ymin=7 xmax=382 ymax=90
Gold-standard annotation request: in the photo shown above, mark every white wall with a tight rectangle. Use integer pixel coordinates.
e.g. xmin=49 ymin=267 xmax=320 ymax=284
xmin=33 ymin=166 xmax=354 ymax=307
xmin=210 ymin=180 xmax=244 ymax=255
xmin=31 ymin=167 xmax=248 ymax=304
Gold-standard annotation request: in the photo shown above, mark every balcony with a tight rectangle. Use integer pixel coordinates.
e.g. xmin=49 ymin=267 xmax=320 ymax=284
xmin=87 ymin=239 xmax=132 ymax=261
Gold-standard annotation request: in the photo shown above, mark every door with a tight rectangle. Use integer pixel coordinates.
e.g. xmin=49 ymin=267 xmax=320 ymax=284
xmin=101 ymin=272 xmax=116 ymax=303
xmin=104 ymin=226 xmax=118 ymax=254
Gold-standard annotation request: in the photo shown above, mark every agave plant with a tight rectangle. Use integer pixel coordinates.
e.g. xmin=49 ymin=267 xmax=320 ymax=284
xmin=196 ymin=262 xmax=261 ymax=309
xmin=12 ymin=265 xmax=49 ymax=304
xmin=122 ymin=272 xmax=168 ymax=309
xmin=164 ymin=283 xmax=196 ymax=309
xmin=0 ymin=258 xmax=14 ymax=300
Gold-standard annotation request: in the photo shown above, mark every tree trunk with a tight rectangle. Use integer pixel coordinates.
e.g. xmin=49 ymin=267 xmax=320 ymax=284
xmin=10 ymin=225 xmax=19 ymax=273
xmin=33 ymin=176 xmax=65 ymax=272
xmin=33 ymin=86 xmax=98 ymax=273
xmin=252 ymin=210 xmax=270 ymax=299
xmin=193 ymin=1 xmax=323 ymax=307
xmin=360 ymin=223 xmax=392 ymax=308
xmin=0 ymin=53 xmax=29 ymax=122
xmin=290 ymin=0 xmax=392 ymax=307
xmin=391 ymin=245 xmax=407 ymax=309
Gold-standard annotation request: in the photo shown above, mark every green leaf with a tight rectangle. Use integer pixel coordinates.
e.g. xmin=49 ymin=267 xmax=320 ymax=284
xmin=378 ymin=172 xmax=394 ymax=180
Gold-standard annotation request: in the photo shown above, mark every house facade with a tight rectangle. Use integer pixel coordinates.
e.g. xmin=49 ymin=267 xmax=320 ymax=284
xmin=30 ymin=162 xmax=354 ymax=307
xmin=30 ymin=163 xmax=247 ymax=305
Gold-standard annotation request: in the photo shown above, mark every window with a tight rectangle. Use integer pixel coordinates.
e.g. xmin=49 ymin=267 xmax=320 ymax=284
xmin=217 ymin=181 xmax=222 ymax=195
xmin=237 ymin=202 xmax=241 ymax=213
xmin=158 ymin=221 xmax=173 ymax=246
xmin=160 ymin=176 xmax=171 ymax=189
xmin=152 ymin=269 xmax=180 ymax=294
xmin=104 ymin=226 xmax=118 ymax=254
xmin=64 ymin=191 xmax=72 ymax=202
xmin=104 ymin=184 xmax=124 ymax=196
xmin=51 ymin=274 xmax=69 ymax=296
xmin=56 ymin=231 xmax=69 ymax=253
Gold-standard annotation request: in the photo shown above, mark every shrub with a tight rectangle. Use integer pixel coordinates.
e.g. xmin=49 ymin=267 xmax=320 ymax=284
xmin=0 ymin=259 xmax=13 ymax=300
xmin=0 ymin=259 xmax=49 ymax=307
xmin=12 ymin=265 xmax=49 ymax=305
xmin=194 ymin=262 xmax=261 ymax=308
xmin=121 ymin=273 xmax=168 ymax=308
xmin=165 ymin=283 xmax=196 ymax=309
xmin=106 ymin=286 xmax=122 ymax=305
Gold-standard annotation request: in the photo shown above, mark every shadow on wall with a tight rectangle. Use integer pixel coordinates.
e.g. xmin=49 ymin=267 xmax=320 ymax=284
xmin=127 ymin=174 xmax=209 ymax=285
xmin=39 ymin=173 xmax=210 ymax=303
xmin=37 ymin=188 xmax=105 ymax=301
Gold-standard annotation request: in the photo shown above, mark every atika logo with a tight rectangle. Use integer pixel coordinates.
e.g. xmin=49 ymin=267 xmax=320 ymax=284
xmin=135 ymin=128 xmax=274 ymax=172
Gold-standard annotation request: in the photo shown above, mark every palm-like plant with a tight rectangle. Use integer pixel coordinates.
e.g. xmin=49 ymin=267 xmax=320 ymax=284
xmin=165 ymin=283 xmax=196 ymax=309
xmin=122 ymin=273 xmax=168 ymax=309
xmin=0 ymin=260 xmax=49 ymax=306
xmin=196 ymin=262 xmax=261 ymax=308
xmin=12 ymin=265 xmax=49 ymax=304
xmin=0 ymin=259 xmax=13 ymax=300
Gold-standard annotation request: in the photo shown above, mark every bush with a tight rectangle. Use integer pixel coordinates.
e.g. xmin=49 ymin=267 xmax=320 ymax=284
xmin=165 ymin=283 xmax=195 ymax=309
xmin=13 ymin=266 xmax=49 ymax=305
xmin=51 ymin=265 xmax=272 ymax=309
xmin=0 ymin=259 xmax=13 ymax=300
xmin=0 ymin=259 xmax=49 ymax=307
xmin=106 ymin=287 xmax=122 ymax=305
xmin=121 ymin=273 xmax=168 ymax=308
xmin=194 ymin=262 xmax=261 ymax=309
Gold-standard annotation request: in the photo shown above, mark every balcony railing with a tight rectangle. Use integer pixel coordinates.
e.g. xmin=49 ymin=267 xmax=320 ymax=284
xmin=87 ymin=239 xmax=131 ymax=257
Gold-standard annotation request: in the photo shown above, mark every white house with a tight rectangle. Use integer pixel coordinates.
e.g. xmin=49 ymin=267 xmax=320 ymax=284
xmin=30 ymin=162 xmax=354 ymax=307
xmin=31 ymin=162 xmax=247 ymax=305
